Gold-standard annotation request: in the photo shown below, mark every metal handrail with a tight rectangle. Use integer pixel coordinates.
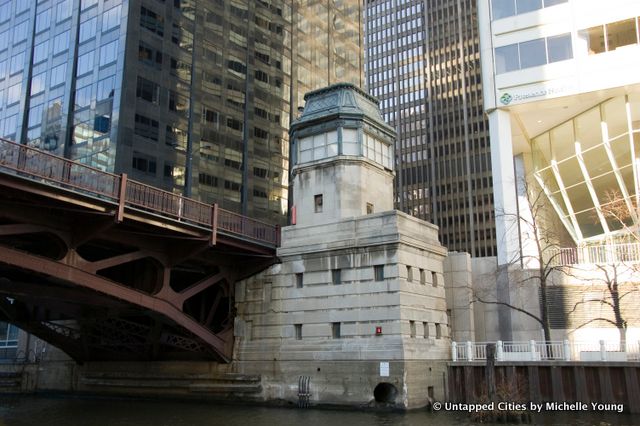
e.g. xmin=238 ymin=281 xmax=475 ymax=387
xmin=0 ymin=137 xmax=279 ymax=246
xmin=547 ymin=243 xmax=640 ymax=266
xmin=452 ymin=340 xmax=640 ymax=362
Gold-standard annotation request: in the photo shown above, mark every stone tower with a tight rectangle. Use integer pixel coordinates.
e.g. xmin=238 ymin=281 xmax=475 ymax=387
xmin=234 ymin=83 xmax=450 ymax=409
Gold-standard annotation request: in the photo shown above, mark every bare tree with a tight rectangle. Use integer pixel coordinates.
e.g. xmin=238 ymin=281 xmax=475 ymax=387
xmin=473 ymin=184 xmax=640 ymax=346
xmin=569 ymin=263 xmax=637 ymax=347
xmin=600 ymin=189 xmax=639 ymax=243
xmin=473 ymin=178 xmax=568 ymax=343
xmin=568 ymin=189 xmax=640 ymax=347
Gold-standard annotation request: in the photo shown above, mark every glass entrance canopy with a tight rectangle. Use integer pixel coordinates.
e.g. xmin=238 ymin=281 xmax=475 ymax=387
xmin=531 ymin=94 xmax=640 ymax=243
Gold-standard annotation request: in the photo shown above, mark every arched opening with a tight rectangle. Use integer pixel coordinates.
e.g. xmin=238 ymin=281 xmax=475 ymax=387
xmin=373 ymin=382 xmax=398 ymax=404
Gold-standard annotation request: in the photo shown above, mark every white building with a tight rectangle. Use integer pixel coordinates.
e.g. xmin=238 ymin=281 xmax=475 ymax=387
xmin=476 ymin=0 xmax=640 ymax=342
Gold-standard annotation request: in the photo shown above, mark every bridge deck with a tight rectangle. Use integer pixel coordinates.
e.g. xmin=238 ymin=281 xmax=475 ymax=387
xmin=0 ymin=137 xmax=279 ymax=249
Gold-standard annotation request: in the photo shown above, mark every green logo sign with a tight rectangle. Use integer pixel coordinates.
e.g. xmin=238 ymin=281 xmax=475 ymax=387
xmin=499 ymin=93 xmax=512 ymax=105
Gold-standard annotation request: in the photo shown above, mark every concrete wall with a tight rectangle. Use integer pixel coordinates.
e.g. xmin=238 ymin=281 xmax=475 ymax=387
xmin=443 ymin=252 xmax=475 ymax=342
xmin=292 ymin=157 xmax=394 ymax=226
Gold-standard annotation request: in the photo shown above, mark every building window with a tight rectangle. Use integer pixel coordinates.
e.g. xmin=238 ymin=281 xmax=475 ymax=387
xmin=547 ymin=33 xmax=573 ymax=63
xmin=165 ymin=125 xmax=187 ymax=150
xmin=363 ymin=133 xmax=392 ymax=169
xmin=171 ymin=23 xmax=193 ymax=51
xmin=579 ymin=18 xmax=639 ymax=55
xmin=13 ymin=20 xmax=28 ymax=43
xmin=374 ymin=265 xmax=384 ymax=281
xmin=226 ymin=117 xmax=243 ymax=132
xmin=366 ymin=203 xmax=374 ymax=214
xmin=132 ymin=153 xmax=157 ymax=175
xmin=495 ymin=33 xmax=573 ymax=74
xmin=134 ymin=114 xmax=159 ymax=141
xmin=295 ymin=273 xmax=303 ymax=288
xmin=102 ymin=5 xmax=121 ymax=32
xmin=168 ymin=90 xmax=189 ymax=117
xmin=431 ymin=271 xmax=438 ymax=287
xmin=410 ymin=320 xmax=416 ymax=338
xmin=0 ymin=321 xmax=18 ymax=358
xmin=491 ymin=0 xmax=567 ymax=20
xmin=10 ymin=51 xmax=25 ymax=75
xmin=74 ymin=85 xmax=92 ymax=109
xmin=171 ymin=58 xmax=192 ymax=81
xmin=332 ymin=322 xmax=341 ymax=339
xmin=35 ymin=9 xmax=51 ymax=34
xmin=423 ymin=322 xmax=429 ymax=338
xmin=97 ymin=76 xmax=115 ymax=100
xmin=295 ymin=324 xmax=302 ymax=340
xmin=136 ymin=77 xmax=159 ymax=104
xmin=0 ymin=3 xmax=10 ymax=24
xmin=332 ymin=269 xmax=341 ymax=285
xmin=6 ymin=83 xmax=21 ymax=105
xmin=139 ymin=42 xmax=163 ymax=68
xmin=140 ymin=6 xmax=164 ymax=37
xmin=53 ymin=30 xmax=70 ymax=55
xmin=420 ymin=269 xmax=425 ymax=285
xmin=99 ymin=40 xmax=119 ymax=66
xmin=406 ymin=266 xmax=413 ymax=282
xmin=198 ymin=173 xmax=218 ymax=187
xmin=81 ymin=0 xmax=98 ymax=11
xmin=298 ymin=130 xmax=338 ymax=163
xmin=76 ymin=51 xmax=94 ymax=76
xmin=314 ymin=194 xmax=323 ymax=213
xmin=33 ymin=41 xmax=49 ymax=64
xmin=57 ymin=0 xmax=72 ymax=22
xmin=30 ymin=73 xmax=46 ymax=96
xmin=79 ymin=16 xmax=97 ymax=42
xmin=519 ymin=38 xmax=546 ymax=69
xmin=495 ymin=44 xmax=519 ymax=73
xmin=435 ymin=323 xmax=442 ymax=339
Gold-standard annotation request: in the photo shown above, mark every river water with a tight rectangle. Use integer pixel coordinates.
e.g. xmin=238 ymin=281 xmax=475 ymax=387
xmin=1 ymin=395 xmax=639 ymax=426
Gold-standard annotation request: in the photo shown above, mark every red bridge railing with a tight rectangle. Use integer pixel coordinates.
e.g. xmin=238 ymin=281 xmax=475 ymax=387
xmin=0 ymin=138 xmax=279 ymax=247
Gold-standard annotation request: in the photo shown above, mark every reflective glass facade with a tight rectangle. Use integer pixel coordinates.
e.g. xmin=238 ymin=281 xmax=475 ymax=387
xmin=0 ymin=0 xmax=363 ymax=225
xmin=531 ymin=95 xmax=640 ymax=242
xmin=365 ymin=0 xmax=495 ymax=257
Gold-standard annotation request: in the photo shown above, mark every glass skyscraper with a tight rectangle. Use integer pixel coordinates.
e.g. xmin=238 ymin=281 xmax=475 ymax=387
xmin=364 ymin=0 xmax=496 ymax=257
xmin=0 ymin=0 xmax=363 ymax=225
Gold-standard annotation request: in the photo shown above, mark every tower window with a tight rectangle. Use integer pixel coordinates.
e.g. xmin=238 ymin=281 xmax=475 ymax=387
xmin=332 ymin=322 xmax=341 ymax=339
xmin=314 ymin=194 xmax=323 ymax=212
xmin=295 ymin=273 xmax=303 ymax=288
xmin=332 ymin=269 xmax=341 ymax=285
xmin=374 ymin=265 xmax=384 ymax=281
xmin=295 ymin=324 xmax=302 ymax=340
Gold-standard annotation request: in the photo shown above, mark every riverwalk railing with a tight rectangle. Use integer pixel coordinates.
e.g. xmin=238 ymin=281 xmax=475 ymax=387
xmin=547 ymin=242 xmax=640 ymax=266
xmin=452 ymin=340 xmax=640 ymax=362
xmin=0 ymin=137 xmax=279 ymax=247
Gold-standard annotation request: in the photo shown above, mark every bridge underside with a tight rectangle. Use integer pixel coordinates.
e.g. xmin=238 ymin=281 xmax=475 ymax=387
xmin=0 ymin=173 xmax=277 ymax=363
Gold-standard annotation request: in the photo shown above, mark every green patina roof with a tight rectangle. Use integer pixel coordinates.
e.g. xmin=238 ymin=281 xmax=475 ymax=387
xmin=290 ymin=83 xmax=395 ymax=136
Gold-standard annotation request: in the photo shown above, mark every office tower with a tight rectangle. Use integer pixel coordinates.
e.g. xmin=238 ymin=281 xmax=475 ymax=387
xmin=478 ymin=0 xmax=640 ymax=265
xmin=364 ymin=0 xmax=496 ymax=257
xmin=0 ymin=0 xmax=363 ymax=225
